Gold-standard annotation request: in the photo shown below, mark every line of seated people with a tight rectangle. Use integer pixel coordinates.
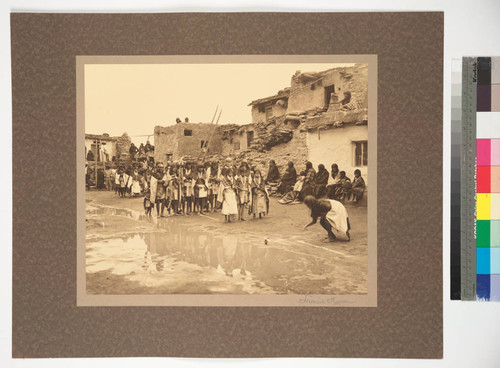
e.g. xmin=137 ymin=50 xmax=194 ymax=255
xmin=272 ymin=162 xmax=366 ymax=204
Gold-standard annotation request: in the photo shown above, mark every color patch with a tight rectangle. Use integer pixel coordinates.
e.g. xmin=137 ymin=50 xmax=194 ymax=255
xmin=477 ymin=139 xmax=491 ymax=165
xmin=477 ymin=248 xmax=491 ymax=274
xmin=477 ymin=193 xmax=491 ymax=220
xmin=491 ymin=139 xmax=500 ymax=165
xmin=478 ymin=57 xmax=491 ymax=85
xmin=476 ymin=274 xmax=490 ymax=300
xmin=476 ymin=112 xmax=500 ymax=138
xmin=492 ymin=85 xmax=500 ymax=111
xmin=491 ymin=248 xmax=500 ymax=274
xmin=476 ymin=220 xmax=491 ymax=247
xmin=490 ymin=275 xmax=500 ymax=301
xmin=492 ymin=166 xmax=500 ymax=193
xmin=491 ymin=193 xmax=500 ymax=220
xmin=477 ymin=166 xmax=491 ymax=193
xmin=477 ymin=85 xmax=491 ymax=111
xmin=493 ymin=58 xmax=500 ymax=84
xmin=491 ymin=220 xmax=500 ymax=247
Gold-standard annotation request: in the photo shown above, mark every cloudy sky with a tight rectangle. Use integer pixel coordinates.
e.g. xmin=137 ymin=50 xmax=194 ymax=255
xmin=84 ymin=62 xmax=353 ymax=145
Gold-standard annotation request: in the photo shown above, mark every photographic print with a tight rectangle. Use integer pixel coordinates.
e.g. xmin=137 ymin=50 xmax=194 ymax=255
xmin=77 ymin=55 xmax=377 ymax=306
xmin=13 ymin=12 xmax=443 ymax=358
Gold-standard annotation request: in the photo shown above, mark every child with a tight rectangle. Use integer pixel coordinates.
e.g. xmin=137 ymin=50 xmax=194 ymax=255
xmin=168 ymin=168 xmax=181 ymax=215
xmin=119 ymin=171 xmax=126 ymax=198
xmin=195 ymin=176 xmax=208 ymax=215
xmin=182 ymin=164 xmax=194 ymax=215
xmin=131 ymin=170 xmax=142 ymax=197
xmin=208 ymin=161 xmax=220 ymax=212
xmin=143 ymin=189 xmax=154 ymax=216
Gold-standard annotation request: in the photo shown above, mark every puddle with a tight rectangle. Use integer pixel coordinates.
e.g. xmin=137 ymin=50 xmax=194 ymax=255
xmin=86 ymin=204 xmax=364 ymax=295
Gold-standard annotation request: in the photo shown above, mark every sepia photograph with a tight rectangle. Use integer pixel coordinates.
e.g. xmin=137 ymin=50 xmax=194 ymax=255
xmin=78 ymin=55 xmax=376 ymax=306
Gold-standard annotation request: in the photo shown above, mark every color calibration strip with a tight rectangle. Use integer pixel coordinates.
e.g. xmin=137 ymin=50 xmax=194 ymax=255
xmin=476 ymin=57 xmax=500 ymax=301
xmin=456 ymin=57 xmax=500 ymax=301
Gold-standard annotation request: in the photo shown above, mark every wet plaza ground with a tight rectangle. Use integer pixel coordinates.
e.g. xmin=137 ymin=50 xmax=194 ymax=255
xmin=86 ymin=191 xmax=368 ymax=295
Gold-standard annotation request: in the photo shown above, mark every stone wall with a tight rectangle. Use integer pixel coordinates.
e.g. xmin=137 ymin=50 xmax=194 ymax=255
xmin=246 ymin=128 xmax=309 ymax=174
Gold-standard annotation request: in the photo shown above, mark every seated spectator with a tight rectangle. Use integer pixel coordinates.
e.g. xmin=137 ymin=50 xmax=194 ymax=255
xmin=351 ymin=169 xmax=366 ymax=202
xmin=299 ymin=161 xmax=316 ymax=201
xmin=336 ymin=171 xmax=352 ymax=200
xmin=327 ymin=163 xmax=340 ymax=199
xmin=315 ymin=164 xmax=329 ymax=198
xmin=266 ymin=160 xmax=280 ymax=183
xmin=341 ymin=91 xmax=360 ymax=110
xmin=278 ymin=171 xmax=305 ymax=205
xmin=278 ymin=161 xmax=297 ymax=195
xmin=129 ymin=143 xmax=138 ymax=160
xmin=265 ymin=159 xmax=281 ymax=196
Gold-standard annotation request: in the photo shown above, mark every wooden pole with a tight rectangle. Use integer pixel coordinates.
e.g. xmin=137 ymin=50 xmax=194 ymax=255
xmin=94 ymin=139 xmax=98 ymax=185
xmin=197 ymin=105 xmax=219 ymax=160
xmin=202 ymin=109 xmax=222 ymax=162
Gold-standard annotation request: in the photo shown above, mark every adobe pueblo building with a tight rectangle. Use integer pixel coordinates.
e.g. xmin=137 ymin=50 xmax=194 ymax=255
xmin=85 ymin=132 xmax=132 ymax=165
xmin=153 ymin=64 xmax=368 ymax=182
xmin=226 ymin=64 xmax=368 ymax=182
xmin=154 ymin=122 xmax=223 ymax=163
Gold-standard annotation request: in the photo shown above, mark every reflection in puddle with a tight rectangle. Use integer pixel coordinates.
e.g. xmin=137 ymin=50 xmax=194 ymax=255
xmin=86 ymin=204 xmax=359 ymax=295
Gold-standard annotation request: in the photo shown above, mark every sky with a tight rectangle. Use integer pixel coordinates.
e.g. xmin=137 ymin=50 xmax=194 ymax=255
xmin=84 ymin=62 xmax=354 ymax=145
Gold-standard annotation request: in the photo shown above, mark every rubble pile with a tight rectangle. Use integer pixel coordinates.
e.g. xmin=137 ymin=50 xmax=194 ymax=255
xmin=249 ymin=116 xmax=295 ymax=151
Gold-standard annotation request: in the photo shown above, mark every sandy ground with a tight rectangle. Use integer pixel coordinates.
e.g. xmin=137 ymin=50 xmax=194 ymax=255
xmin=86 ymin=190 xmax=368 ymax=295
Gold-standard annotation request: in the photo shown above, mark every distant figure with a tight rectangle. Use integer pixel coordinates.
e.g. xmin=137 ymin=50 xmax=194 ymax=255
xmin=138 ymin=143 xmax=145 ymax=156
xmin=85 ymin=164 xmax=90 ymax=189
xmin=184 ymin=117 xmax=189 ymax=123
xmin=86 ymin=150 xmax=95 ymax=161
xmin=131 ymin=170 xmax=142 ymax=197
xmin=235 ymin=166 xmax=251 ymax=221
xmin=221 ymin=169 xmax=238 ymax=222
xmin=351 ymin=169 xmax=366 ymax=202
xmin=278 ymin=161 xmax=297 ymax=195
xmin=341 ymin=91 xmax=360 ymax=110
xmin=150 ymin=165 xmax=166 ymax=217
xmin=265 ymin=160 xmax=280 ymax=183
xmin=315 ymin=164 xmax=329 ymax=198
xmin=129 ymin=143 xmax=138 ymax=160
xmin=144 ymin=188 xmax=154 ymax=216
xmin=208 ymin=161 xmax=220 ymax=211
xmin=278 ymin=170 xmax=305 ymax=204
xmin=145 ymin=141 xmax=152 ymax=153
xmin=96 ymin=169 xmax=105 ymax=189
xmin=102 ymin=145 xmax=109 ymax=161
xmin=335 ymin=171 xmax=352 ymax=200
xmin=300 ymin=161 xmax=316 ymax=200
xmin=195 ymin=175 xmax=208 ymax=214
xmin=250 ymin=170 xmax=269 ymax=219
xmin=176 ymin=118 xmax=182 ymax=124
xmin=327 ymin=163 xmax=340 ymax=199
xmin=303 ymin=195 xmax=351 ymax=242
